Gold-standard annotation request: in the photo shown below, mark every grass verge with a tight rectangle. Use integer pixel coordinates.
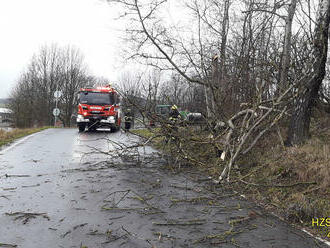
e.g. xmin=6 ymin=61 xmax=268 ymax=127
xmin=236 ymin=122 xmax=330 ymax=240
xmin=0 ymin=127 xmax=50 ymax=147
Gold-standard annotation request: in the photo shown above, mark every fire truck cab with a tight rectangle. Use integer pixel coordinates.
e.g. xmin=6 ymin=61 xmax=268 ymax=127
xmin=76 ymin=85 xmax=121 ymax=132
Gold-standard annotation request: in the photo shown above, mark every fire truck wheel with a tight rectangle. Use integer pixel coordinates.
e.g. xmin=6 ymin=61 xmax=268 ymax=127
xmin=110 ymin=126 xmax=118 ymax=132
xmin=78 ymin=124 xmax=86 ymax=132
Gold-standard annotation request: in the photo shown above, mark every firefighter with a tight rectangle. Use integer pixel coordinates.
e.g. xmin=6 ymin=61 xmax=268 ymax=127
xmin=166 ymin=105 xmax=181 ymax=142
xmin=169 ymin=105 xmax=180 ymax=122
xmin=124 ymin=109 xmax=133 ymax=131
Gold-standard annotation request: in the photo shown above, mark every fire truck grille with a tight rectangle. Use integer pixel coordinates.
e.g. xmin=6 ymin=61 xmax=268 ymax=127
xmin=89 ymin=115 xmax=107 ymax=120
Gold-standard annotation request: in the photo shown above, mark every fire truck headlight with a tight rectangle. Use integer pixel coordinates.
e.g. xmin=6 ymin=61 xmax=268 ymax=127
xmin=77 ymin=114 xmax=84 ymax=121
xmin=83 ymin=112 xmax=88 ymax=116
xmin=107 ymin=116 xmax=115 ymax=123
xmin=77 ymin=114 xmax=89 ymax=123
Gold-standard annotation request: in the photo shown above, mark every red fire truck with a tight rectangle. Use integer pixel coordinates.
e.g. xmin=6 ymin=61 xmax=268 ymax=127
xmin=76 ymin=84 xmax=121 ymax=132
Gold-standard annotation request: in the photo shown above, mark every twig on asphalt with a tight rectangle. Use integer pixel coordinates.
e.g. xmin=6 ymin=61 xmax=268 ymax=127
xmin=101 ymin=206 xmax=145 ymax=211
xmin=152 ymin=232 xmax=176 ymax=240
xmin=0 ymin=243 xmax=17 ymax=247
xmin=115 ymin=190 xmax=131 ymax=206
xmin=87 ymin=230 xmax=105 ymax=236
xmin=169 ymin=184 xmax=194 ymax=191
xmin=2 ymin=188 xmax=17 ymax=191
xmin=0 ymin=195 xmax=10 ymax=200
xmin=5 ymin=212 xmax=50 ymax=224
xmin=130 ymin=190 xmax=158 ymax=208
xmin=73 ymin=223 xmax=88 ymax=230
xmin=61 ymin=230 xmax=71 ymax=238
xmin=105 ymin=190 xmax=131 ymax=199
xmin=109 ymin=215 xmax=126 ymax=220
xmin=121 ymin=226 xmax=155 ymax=247
xmin=4 ymin=174 xmax=30 ymax=178
xmin=139 ymin=209 xmax=166 ymax=215
xmin=103 ymin=189 xmax=131 ymax=206
xmin=22 ymin=184 xmax=40 ymax=188
xmin=170 ymin=196 xmax=212 ymax=204
xmin=152 ymin=219 xmax=206 ymax=226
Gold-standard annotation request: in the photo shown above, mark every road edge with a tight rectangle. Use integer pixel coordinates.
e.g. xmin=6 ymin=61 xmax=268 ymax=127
xmin=0 ymin=127 xmax=51 ymax=153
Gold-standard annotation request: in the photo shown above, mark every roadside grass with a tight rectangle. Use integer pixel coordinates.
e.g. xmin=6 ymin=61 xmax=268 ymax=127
xmin=0 ymin=127 xmax=50 ymax=147
xmin=237 ymin=122 xmax=330 ymax=239
xmin=132 ymin=118 xmax=330 ymax=240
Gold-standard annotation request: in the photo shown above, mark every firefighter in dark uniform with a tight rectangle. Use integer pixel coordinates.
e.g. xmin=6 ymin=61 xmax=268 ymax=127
xmin=165 ymin=105 xmax=182 ymax=152
xmin=169 ymin=105 xmax=180 ymax=122
xmin=167 ymin=105 xmax=180 ymax=137
xmin=124 ymin=109 xmax=133 ymax=131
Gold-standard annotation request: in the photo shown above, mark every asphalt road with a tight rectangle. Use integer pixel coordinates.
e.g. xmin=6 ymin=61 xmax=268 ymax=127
xmin=0 ymin=128 xmax=328 ymax=248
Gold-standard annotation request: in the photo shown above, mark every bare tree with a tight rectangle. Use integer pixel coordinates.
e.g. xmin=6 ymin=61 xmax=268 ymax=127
xmin=10 ymin=44 xmax=90 ymax=127
xmin=286 ymin=0 xmax=330 ymax=145
xmin=107 ymin=0 xmax=330 ymax=181
xmin=58 ymin=46 xmax=89 ymax=127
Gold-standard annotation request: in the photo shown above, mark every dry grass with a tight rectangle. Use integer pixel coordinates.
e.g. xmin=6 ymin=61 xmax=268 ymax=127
xmin=287 ymin=139 xmax=330 ymax=188
xmin=254 ymin=134 xmax=330 ymax=190
xmin=0 ymin=127 xmax=50 ymax=147
xmin=237 ymin=116 xmax=330 ymax=239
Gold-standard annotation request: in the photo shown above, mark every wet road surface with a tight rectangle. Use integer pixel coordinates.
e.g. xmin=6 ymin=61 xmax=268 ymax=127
xmin=0 ymin=128 xmax=328 ymax=248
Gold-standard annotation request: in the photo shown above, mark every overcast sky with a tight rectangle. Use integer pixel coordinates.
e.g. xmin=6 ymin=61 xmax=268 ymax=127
xmin=0 ymin=0 xmax=126 ymax=98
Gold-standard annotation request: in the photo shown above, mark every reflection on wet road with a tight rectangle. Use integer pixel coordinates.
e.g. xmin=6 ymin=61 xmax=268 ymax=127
xmin=0 ymin=128 xmax=327 ymax=248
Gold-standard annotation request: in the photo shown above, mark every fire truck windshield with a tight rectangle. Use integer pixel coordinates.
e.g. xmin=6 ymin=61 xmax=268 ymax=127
xmin=79 ymin=92 xmax=114 ymax=105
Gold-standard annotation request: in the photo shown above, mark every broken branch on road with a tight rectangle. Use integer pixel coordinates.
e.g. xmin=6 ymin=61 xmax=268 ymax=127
xmin=121 ymin=226 xmax=155 ymax=247
xmin=73 ymin=223 xmax=88 ymax=230
xmin=152 ymin=219 xmax=206 ymax=226
xmin=61 ymin=230 xmax=71 ymax=238
xmin=0 ymin=195 xmax=10 ymax=200
xmin=21 ymin=183 xmax=40 ymax=188
xmin=5 ymin=212 xmax=50 ymax=224
xmin=0 ymin=243 xmax=17 ymax=248
xmin=170 ymin=196 xmax=212 ymax=204
xmin=3 ymin=174 xmax=30 ymax=178
xmin=101 ymin=206 xmax=145 ymax=211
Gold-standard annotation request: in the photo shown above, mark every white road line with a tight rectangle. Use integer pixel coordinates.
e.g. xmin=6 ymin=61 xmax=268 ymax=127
xmin=302 ymin=229 xmax=330 ymax=247
xmin=236 ymin=191 xmax=330 ymax=247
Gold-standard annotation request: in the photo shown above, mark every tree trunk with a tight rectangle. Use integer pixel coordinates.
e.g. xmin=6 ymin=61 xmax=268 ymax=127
xmin=211 ymin=54 xmax=219 ymax=118
xmin=219 ymin=0 xmax=230 ymax=81
xmin=279 ymin=0 xmax=297 ymax=91
xmin=204 ymin=84 xmax=212 ymax=118
xmin=286 ymin=0 xmax=330 ymax=145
